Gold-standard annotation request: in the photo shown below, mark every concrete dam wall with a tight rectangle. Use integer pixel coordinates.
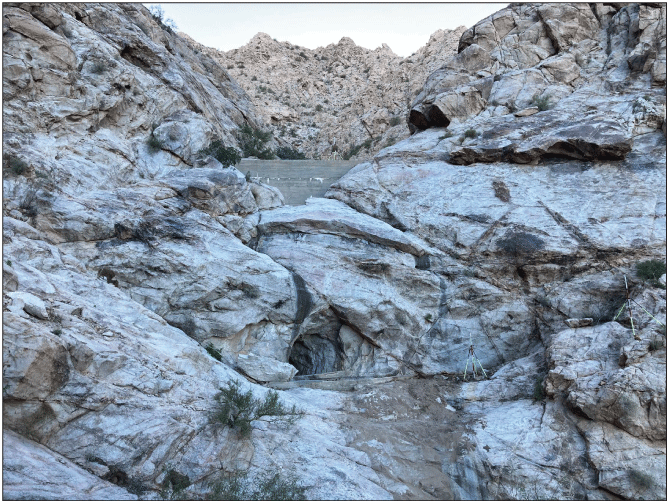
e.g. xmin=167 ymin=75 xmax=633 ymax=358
xmin=239 ymin=159 xmax=359 ymax=205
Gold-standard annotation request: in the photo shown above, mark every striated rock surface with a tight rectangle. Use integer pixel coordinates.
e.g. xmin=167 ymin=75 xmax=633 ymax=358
xmin=181 ymin=27 xmax=466 ymax=161
xmin=3 ymin=2 xmax=666 ymax=501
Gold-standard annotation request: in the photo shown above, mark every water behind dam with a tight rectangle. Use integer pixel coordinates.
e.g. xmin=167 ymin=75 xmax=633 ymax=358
xmin=239 ymin=159 xmax=359 ymax=205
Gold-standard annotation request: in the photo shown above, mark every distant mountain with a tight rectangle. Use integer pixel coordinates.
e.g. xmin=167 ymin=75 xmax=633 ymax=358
xmin=180 ymin=27 xmax=466 ymax=160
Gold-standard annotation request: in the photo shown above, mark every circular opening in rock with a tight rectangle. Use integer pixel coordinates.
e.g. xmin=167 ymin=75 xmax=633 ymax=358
xmin=288 ymin=334 xmax=343 ymax=375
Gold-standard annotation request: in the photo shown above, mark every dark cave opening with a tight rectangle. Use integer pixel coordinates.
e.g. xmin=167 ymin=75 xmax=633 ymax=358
xmin=288 ymin=334 xmax=344 ymax=376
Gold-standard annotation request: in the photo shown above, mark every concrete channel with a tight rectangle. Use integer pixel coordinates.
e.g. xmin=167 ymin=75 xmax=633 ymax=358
xmin=239 ymin=159 xmax=359 ymax=205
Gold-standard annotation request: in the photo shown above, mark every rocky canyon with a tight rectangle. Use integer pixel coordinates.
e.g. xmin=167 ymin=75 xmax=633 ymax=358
xmin=2 ymin=3 xmax=666 ymax=500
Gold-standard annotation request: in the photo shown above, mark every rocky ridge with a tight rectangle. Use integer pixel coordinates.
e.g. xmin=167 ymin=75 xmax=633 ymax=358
xmin=3 ymin=3 xmax=667 ymax=501
xmin=181 ymin=27 xmax=465 ymax=160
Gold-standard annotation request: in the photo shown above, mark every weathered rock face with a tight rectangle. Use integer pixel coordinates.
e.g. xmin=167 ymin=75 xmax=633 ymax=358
xmin=181 ymin=27 xmax=465 ymax=161
xmin=2 ymin=2 xmax=666 ymax=501
xmin=409 ymin=3 xmax=666 ymax=134
xmin=2 ymin=2 xmax=263 ymax=199
xmin=324 ymin=2 xmax=666 ymax=499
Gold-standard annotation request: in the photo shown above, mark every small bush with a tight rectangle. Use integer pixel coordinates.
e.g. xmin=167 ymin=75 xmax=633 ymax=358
xmin=439 ymin=131 xmax=453 ymax=140
xmin=628 ymin=469 xmax=653 ymax=490
xmin=147 ymin=134 xmax=165 ymax=154
xmin=6 ymin=155 xmax=28 ymax=175
xmin=211 ymin=380 xmax=303 ymax=438
xmin=19 ymin=189 xmax=41 ymax=218
xmin=208 ymin=471 xmax=306 ymax=501
xmin=636 ymin=259 xmax=666 ymax=283
xmin=163 ymin=468 xmax=191 ymax=494
xmin=343 ymin=143 xmax=363 ymax=160
xmin=52 ymin=329 xmax=62 ymax=336
xmin=464 ymin=129 xmax=478 ymax=139
xmin=199 ymin=140 xmax=241 ymax=167
xmin=251 ymin=76 xmax=258 ymax=81
xmin=276 ymin=146 xmax=306 ymax=160
xmin=90 ymin=61 xmax=107 ymax=74
xmin=205 ymin=343 xmax=223 ymax=362
xmin=648 ymin=336 xmax=665 ymax=352
xmin=531 ymin=93 xmax=551 ymax=111
xmin=237 ymin=124 xmax=274 ymax=159
xmin=148 ymin=5 xmax=177 ymax=32
xmin=315 ymin=104 xmax=323 ymax=112
xmin=390 ymin=116 xmax=402 ymax=127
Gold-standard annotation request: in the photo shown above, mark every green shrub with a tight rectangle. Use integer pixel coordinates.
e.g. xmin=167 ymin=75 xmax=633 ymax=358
xmin=384 ymin=136 xmax=396 ymax=147
xmin=19 ymin=189 xmax=43 ymax=218
xmin=464 ymin=129 xmax=478 ymax=139
xmin=439 ymin=131 xmax=453 ymax=140
xmin=343 ymin=143 xmax=363 ymax=160
xmin=199 ymin=140 xmax=241 ymax=167
xmin=211 ymin=380 xmax=302 ymax=438
xmin=90 ymin=61 xmax=107 ymax=74
xmin=648 ymin=336 xmax=665 ymax=352
xmin=276 ymin=147 xmax=306 ymax=160
xmin=208 ymin=470 xmax=306 ymax=501
xmin=628 ymin=469 xmax=653 ymax=490
xmin=531 ymin=93 xmax=551 ymax=111
xmin=251 ymin=76 xmax=258 ymax=81
xmin=390 ymin=116 xmax=402 ymax=127
xmin=147 ymin=133 xmax=165 ymax=154
xmin=361 ymin=138 xmax=372 ymax=150
xmin=315 ymin=104 xmax=323 ymax=112
xmin=148 ymin=5 xmax=177 ymax=32
xmin=636 ymin=259 xmax=666 ymax=283
xmin=237 ymin=124 xmax=274 ymax=159
xmin=6 ymin=155 xmax=28 ymax=175
xmin=205 ymin=343 xmax=223 ymax=362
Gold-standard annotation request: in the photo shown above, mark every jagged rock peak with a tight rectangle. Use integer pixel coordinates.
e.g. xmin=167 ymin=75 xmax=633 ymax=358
xmin=337 ymin=36 xmax=356 ymax=46
xmin=249 ymin=31 xmax=276 ymax=44
xmin=187 ymin=26 xmax=465 ymax=160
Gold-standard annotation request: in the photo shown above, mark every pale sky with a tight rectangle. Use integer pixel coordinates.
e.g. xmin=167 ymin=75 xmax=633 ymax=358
xmin=145 ymin=3 xmax=505 ymax=58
